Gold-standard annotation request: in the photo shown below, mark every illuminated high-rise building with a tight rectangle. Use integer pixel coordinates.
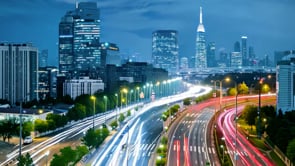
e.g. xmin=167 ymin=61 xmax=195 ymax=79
xmin=195 ymin=7 xmax=207 ymax=69
xmin=0 ymin=43 xmax=38 ymax=104
xmin=59 ymin=2 xmax=100 ymax=78
xmin=241 ymin=36 xmax=248 ymax=66
xmin=206 ymin=42 xmax=216 ymax=67
xmin=152 ymin=30 xmax=179 ymax=75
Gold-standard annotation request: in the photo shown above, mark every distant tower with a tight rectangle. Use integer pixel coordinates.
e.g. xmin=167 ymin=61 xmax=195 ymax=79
xmin=234 ymin=41 xmax=241 ymax=52
xmin=241 ymin=36 xmax=248 ymax=66
xmin=152 ymin=30 xmax=179 ymax=75
xmin=195 ymin=7 xmax=207 ymax=69
xmin=39 ymin=49 xmax=48 ymax=67
xmin=206 ymin=42 xmax=216 ymax=67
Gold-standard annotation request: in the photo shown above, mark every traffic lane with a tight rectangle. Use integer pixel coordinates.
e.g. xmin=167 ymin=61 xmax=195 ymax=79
xmin=102 ymin=106 xmax=166 ymax=166
xmin=189 ymin=108 xmax=215 ymax=166
xmin=127 ymin=107 xmax=164 ymax=166
xmin=219 ymin=105 xmax=274 ymax=166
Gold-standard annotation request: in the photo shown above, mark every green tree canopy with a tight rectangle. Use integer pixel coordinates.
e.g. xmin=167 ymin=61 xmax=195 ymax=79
xmin=34 ymin=119 xmax=48 ymax=133
xmin=17 ymin=153 xmax=34 ymax=166
xmin=241 ymin=105 xmax=257 ymax=130
xmin=238 ymin=82 xmax=249 ymax=94
xmin=22 ymin=121 xmax=34 ymax=138
xmin=67 ymin=103 xmax=86 ymax=121
xmin=287 ymin=138 xmax=295 ymax=163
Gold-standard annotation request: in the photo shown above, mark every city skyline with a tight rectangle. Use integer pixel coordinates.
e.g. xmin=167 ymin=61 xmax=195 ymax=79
xmin=0 ymin=0 xmax=294 ymax=66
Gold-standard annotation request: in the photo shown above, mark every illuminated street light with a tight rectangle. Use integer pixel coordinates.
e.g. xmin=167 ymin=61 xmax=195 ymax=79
xmin=103 ymin=96 xmax=108 ymax=125
xmin=90 ymin=96 xmax=96 ymax=129
xmin=115 ymin=93 xmax=118 ymax=121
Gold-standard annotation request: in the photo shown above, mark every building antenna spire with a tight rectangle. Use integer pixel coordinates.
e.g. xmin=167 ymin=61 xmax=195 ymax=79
xmin=200 ymin=7 xmax=203 ymax=24
xmin=76 ymin=1 xmax=78 ymax=9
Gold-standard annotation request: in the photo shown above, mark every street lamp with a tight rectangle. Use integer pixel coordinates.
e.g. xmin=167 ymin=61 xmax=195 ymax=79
xmin=136 ymin=87 xmax=140 ymax=102
xmin=115 ymin=93 xmax=118 ymax=121
xmin=90 ymin=96 xmax=96 ymax=129
xmin=103 ymin=96 xmax=108 ymax=125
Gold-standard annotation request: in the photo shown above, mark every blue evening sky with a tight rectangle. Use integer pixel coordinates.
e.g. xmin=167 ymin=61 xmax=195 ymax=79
xmin=0 ymin=0 xmax=294 ymax=65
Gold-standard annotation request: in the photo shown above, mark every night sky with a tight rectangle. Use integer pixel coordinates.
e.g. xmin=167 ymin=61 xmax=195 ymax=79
xmin=0 ymin=0 xmax=294 ymax=66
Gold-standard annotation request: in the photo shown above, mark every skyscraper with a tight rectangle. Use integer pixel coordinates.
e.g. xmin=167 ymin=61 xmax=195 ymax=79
xmin=206 ymin=42 xmax=216 ymax=67
xmin=59 ymin=2 xmax=100 ymax=78
xmin=0 ymin=43 xmax=38 ymax=104
xmin=195 ymin=7 xmax=207 ymax=69
xmin=234 ymin=41 xmax=240 ymax=52
xmin=277 ymin=58 xmax=295 ymax=113
xmin=241 ymin=36 xmax=248 ymax=66
xmin=39 ymin=49 xmax=48 ymax=67
xmin=152 ymin=30 xmax=179 ymax=75
xmin=230 ymin=52 xmax=242 ymax=68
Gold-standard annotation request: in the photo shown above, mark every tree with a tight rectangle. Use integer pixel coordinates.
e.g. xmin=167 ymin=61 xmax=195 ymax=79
xmin=238 ymin=82 xmax=249 ymax=94
xmin=287 ymin=139 xmax=295 ymax=163
xmin=118 ymin=113 xmax=125 ymax=123
xmin=127 ymin=110 xmax=131 ymax=116
xmin=82 ymin=129 xmax=97 ymax=149
xmin=261 ymin=84 xmax=270 ymax=94
xmin=34 ymin=119 xmax=48 ymax=133
xmin=227 ymin=88 xmax=237 ymax=96
xmin=0 ymin=118 xmax=18 ymax=142
xmin=110 ymin=120 xmax=118 ymax=129
xmin=183 ymin=98 xmax=191 ymax=106
xmin=17 ymin=153 xmax=34 ymax=166
xmin=46 ymin=113 xmax=68 ymax=128
xmin=67 ymin=103 xmax=86 ymax=121
xmin=241 ymin=105 xmax=257 ymax=130
xmin=22 ymin=121 xmax=34 ymax=138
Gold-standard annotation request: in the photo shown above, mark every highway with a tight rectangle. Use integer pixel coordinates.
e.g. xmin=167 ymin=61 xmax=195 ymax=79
xmin=0 ymin=83 xmax=211 ymax=166
xmin=167 ymin=99 xmax=217 ymax=166
xmin=217 ymin=95 xmax=275 ymax=166
xmin=91 ymin=85 xmax=212 ymax=166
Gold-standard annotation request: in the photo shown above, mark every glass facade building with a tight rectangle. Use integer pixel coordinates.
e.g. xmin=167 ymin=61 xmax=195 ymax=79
xmin=152 ymin=30 xmax=179 ymax=75
xmin=59 ymin=2 xmax=100 ymax=78
xmin=195 ymin=7 xmax=207 ymax=69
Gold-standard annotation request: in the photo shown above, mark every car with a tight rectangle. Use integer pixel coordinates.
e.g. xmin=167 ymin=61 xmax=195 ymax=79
xmin=23 ymin=136 xmax=33 ymax=145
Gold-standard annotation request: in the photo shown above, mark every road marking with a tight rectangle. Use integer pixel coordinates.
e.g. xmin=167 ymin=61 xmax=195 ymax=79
xmin=142 ymin=152 xmax=145 ymax=156
xmin=147 ymin=144 xmax=152 ymax=150
xmin=198 ymin=146 xmax=201 ymax=153
xmin=183 ymin=145 xmax=186 ymax=151
xmin=208 ymin=147 xmax=211 ymax=153
xmin=194 ymin=146 xmax=196 ymax=152
xmin=190 ymin=146 xmax=192 ymax=151
xmin=151 ymin=144 xmax=156 ymax=150
xmin=202 ymin=147 xmax=205 ymax=153
xmin=212 ymin=148 xmax=215 ymax=154
xmin=148 ymin=152 xmax=151 ymax=156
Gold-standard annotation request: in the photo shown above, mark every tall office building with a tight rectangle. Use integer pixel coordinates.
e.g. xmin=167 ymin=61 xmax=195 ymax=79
xmin=152 ymin=30 xmax=179 ymax=75
xmin=206 ymin=42 xmax=216 ymax=67
xmin=234 ymin=41 xmax=240 ymax=52
xmin=241 ymin=36 xmax=248 ymax=66
xmin=195 ymin=7 xmax=207 ymax=69
xmin=39 ymin=49 xmax=48 ymax=67
xmin=276 ymin=58 xmax=295 ymax=113
xmin=59 ymin=2 xmax=100 ymax=78
xmin=180 ymin=57 xmax=189 ymax=69
xmin=100 ymin=42 xmax=120 ymax=67
xmin=230 ymin=52 xmax=242 ymax=68
xmin=0 ymin=43 xmax=38 ymax=105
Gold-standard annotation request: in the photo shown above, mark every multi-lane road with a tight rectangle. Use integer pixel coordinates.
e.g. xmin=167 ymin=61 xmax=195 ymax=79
xmin=91 ymin=85 xmax=212 ymax=166
xmin=167 ymin=99 xmax=218 ymax=166
xmin=0 ymin=84 xmax=211 ymax=166
xmin=217 ymin=95 xmax=276 ymax=166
